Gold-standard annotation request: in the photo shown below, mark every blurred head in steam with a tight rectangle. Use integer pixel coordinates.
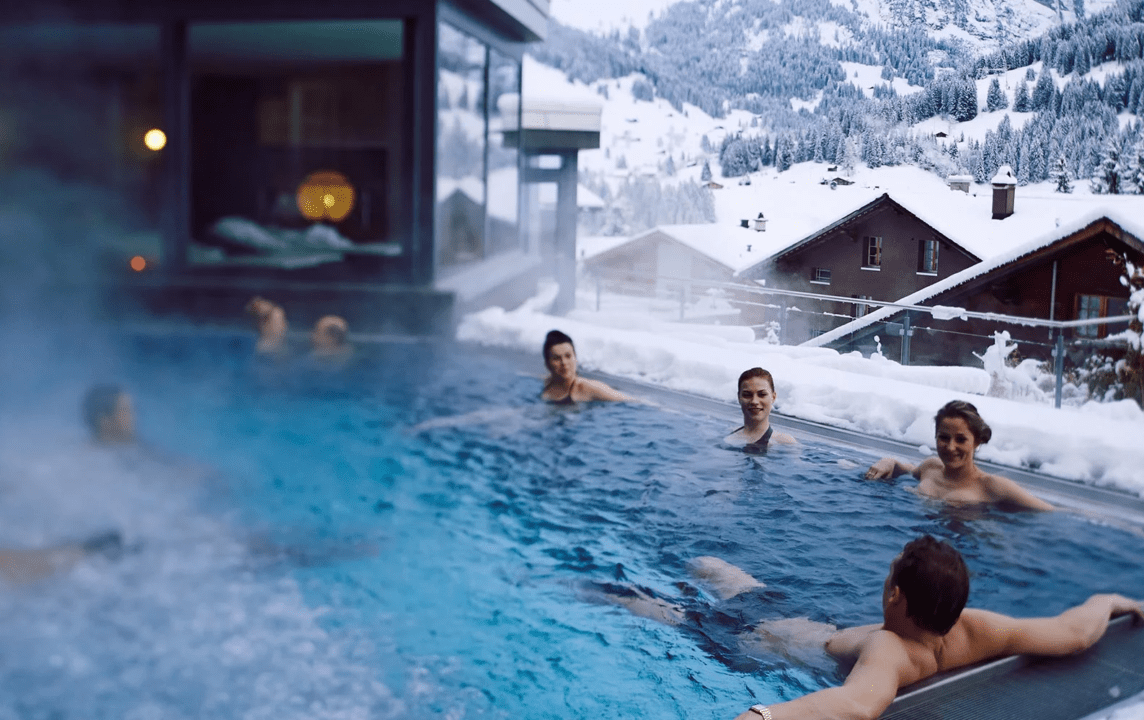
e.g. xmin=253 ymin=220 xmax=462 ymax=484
xmin=82 ymin=384 xmax=135 ymax=444
xmin=245 ymin=296 xmax=288 ymax=354
xmin=311 ymin=315 xmax=351 ymax=359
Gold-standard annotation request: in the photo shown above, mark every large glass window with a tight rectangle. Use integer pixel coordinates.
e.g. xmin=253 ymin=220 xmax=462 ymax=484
xmin=0 ymin=24 xmax=162 ymax=275
xmin=486 ymin=48 xmax=521 ymax=257
xmin=187 ymin=21 xmax=405 ymax=276
xmin=436 ymin=23 xmax=488 ymax=271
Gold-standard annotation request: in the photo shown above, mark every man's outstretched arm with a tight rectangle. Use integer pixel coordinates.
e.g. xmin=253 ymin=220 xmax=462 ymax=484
xmin=733 ymin=630 xmax=908 ymax=720
xmin=964 ymin=594 xmax=1143 ymax=660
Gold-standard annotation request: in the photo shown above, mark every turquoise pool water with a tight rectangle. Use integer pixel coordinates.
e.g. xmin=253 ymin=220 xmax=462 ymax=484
xmin=1 ymin=334 xmax=1142 ymax=719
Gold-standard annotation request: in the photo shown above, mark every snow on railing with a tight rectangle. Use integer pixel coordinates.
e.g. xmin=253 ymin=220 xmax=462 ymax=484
xmin=585 ymin=268 xmax=1137 ymax=408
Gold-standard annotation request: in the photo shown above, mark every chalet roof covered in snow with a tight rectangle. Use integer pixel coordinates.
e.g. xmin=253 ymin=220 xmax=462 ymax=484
xmin=802 ymin=209 xmax=1144 ymax=347
xmin=579 ymin=164 xmax=1144 ymax=279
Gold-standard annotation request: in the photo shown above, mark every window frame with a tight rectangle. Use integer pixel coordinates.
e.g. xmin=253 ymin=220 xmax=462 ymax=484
xmin=862 ymin=235 xmax=882 ymax=270
xmin=917 ymin=238 xmax=939 ymax=275
xmin=811 ymin=267 xmax=832 ymax=285
xmin=1076 ymin=294 xmax=1129 ymax=338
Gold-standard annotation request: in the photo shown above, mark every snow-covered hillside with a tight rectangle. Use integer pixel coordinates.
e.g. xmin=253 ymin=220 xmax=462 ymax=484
xmin=550 ymin=0 xmax=1113 ymax=52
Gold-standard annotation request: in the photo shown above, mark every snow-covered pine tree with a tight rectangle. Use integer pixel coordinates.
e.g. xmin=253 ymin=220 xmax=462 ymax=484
xmin=1125 ymin=137 xmax=1144 ymax=194
xmin=986 ymin=78 xmax=1008 ymax=112
xmin=955 ymin=79 xmax=979 ymax=121
xmin=700 ymin=159 xmax=712 ymax=182
xmin=1091 ymin=139 xmax=1123 ymax=194
xmin=665 ymin=155 xmax=676 ymax=176
xmin=1014 ymin=82 xmax=1031 ymax=112
xmin=1032 ymin=69 xmax=1054 ymax=110
xmin=776 ymin=136 xmax=794 ymax=172
xmin=1052 ymin=155 xmax=1073 ymax=193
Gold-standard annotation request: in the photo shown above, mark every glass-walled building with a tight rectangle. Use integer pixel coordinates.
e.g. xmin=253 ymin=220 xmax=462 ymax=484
xmin=0 ymin=1 xmax=547 ymax=333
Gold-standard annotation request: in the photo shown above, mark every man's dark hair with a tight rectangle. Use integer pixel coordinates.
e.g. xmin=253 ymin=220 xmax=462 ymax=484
xmin=934 ymin=400 xmax=992 ymax=445
xmin=82 ymin=384 xmax=124 ymax=435
xmin=543 ymin=330 xmax=574 ymax=360
xmin=738 ymin=367 xmax=775 ymax=392
xmin=891 ymin=535 xmax=969 ymax=635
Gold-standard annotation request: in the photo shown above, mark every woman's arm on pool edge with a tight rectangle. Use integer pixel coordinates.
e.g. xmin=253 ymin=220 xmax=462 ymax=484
xmin=983 ymin=472 xmax=1054 ymax=511
xmin=865 ymin=456 xmax=929 ymax=480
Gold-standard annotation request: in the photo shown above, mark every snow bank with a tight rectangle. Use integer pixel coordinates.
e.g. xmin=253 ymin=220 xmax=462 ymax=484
xmin=459 ymin=304 xmax=1144 ymax=496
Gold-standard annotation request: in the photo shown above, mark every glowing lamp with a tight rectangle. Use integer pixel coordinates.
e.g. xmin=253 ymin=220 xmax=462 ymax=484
xmin=143 ymin=129 xmax=166 ymax=151
xmin=296 ymin=171 xmax=355 ymax=222
xmin=130 ymin=256 xmax=147 ymax=272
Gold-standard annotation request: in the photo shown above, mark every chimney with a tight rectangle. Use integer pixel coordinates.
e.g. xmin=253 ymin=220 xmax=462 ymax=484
xmin=753 ymin=212 xmax=767 ymax=232
xmin=991 ymin=165 xmax=1016 ymax=219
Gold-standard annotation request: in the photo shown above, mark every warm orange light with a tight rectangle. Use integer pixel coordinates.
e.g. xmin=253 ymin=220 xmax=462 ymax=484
xmin=143 ymin=128 xmax=167 ymax=151
xmin=296 ymin=171 xmax=355 ymax=222
xmin=130 ymin=256 xmax=147 ymax=271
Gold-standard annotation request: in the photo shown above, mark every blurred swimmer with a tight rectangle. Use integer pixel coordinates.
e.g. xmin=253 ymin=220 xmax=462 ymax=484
xmin=865 ymin=400 xmax=1052 ymax=511
xmin=724 ymin=368 xmax=796 ymax=451
xmin=311 ymin=315 xmax=352 ymax=360
xmin=82 ymin=384 xmax=135 ymax=444
xmin=541 ymin=330 xmax=633 ymax=403
xmin=245 ymin=296 xmax=288 ymax=354
xmin=0 ymin=530 xmax=122 ymax=585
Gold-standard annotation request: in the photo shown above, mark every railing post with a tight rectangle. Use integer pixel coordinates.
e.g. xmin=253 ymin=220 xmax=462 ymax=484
xmin=900 ymin=312 xmax=912 ymax=366
xmin=1053 ymin=330 xmax=1065 ymax=409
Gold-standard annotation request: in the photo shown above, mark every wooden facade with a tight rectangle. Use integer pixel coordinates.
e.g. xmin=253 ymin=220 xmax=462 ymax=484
xmin=828 ymin=217 xmax=1144 ymax=366
xmin=738 ymin=194 xmax=980 ymax=343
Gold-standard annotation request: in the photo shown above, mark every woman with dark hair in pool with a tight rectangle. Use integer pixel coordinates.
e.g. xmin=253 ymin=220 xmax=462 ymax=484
xmin=865 ymin=400 xmax=1052 ymax=510
xmin=724 ymin=368 xmax=796 ymax=451
xmin=541 ymin=330 xmax=633 ymax=403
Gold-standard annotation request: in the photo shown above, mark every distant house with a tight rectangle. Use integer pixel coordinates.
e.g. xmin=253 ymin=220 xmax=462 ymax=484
xmin=705 ymin=181 xmax=724 ymax=190
xmin=736 ymin=193 xmax=981 ymax=342
xmin=805 ymin=214 xmax=1144 ymax=366
xmin=947 ymin=175 xmax=973 ymax=193
xmin=582 ymin=226 xmax=741 ymax=300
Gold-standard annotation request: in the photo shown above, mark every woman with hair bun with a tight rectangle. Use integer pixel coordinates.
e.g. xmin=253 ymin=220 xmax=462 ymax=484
xmin=541 ymin=330 xmax=633 ymax=403
xmin=865 ymin=400 xmax=1052 ymax=510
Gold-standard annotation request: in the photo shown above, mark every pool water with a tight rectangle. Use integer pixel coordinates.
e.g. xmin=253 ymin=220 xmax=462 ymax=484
xmin=2 ymin=334 xmax=1143 ymax=719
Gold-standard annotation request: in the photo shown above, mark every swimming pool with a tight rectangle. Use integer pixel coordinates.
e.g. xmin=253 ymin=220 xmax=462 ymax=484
xmin=2 ymin=333 xmax=1142 ymax=719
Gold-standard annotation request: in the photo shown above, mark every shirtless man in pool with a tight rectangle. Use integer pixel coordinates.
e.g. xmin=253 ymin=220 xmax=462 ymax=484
xmin=726 ymin=535 xmax=1140 ymax=720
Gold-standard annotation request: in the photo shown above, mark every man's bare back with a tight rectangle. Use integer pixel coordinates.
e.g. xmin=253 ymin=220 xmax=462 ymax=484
xmin=731 ymin=538 xmax=1141 ymax=720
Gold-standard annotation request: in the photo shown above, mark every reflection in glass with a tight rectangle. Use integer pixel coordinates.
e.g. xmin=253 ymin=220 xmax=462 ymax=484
xmin=187 ymin=21 xmax=405 ymax=275
xmin=486 ymin=49 xmax=521 ymax=256
xmin=436 ymin=22 xmax=488 ymax=270
xmin=0 ymin=23 xmax=163 ymax=274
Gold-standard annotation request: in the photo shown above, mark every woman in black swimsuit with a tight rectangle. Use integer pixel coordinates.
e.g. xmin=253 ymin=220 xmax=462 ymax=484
xmin=540 ymin=330 xmax=632 ymax=404
xmin=724 ymin=367 xmax=796 ymax=451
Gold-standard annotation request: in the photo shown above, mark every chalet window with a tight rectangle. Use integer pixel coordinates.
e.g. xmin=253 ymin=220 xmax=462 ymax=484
xmin=811 ymin=267 xmax=832 ymax=284
xmin=862 ymin=236 xmax=882 ymax=269
xmin=918 ymin=239 xmax=939 ymax=274
xmin=852 ymin=294 xmax=873 ymax=318
xmin=1076 ymin=294 xmax=1130 ymax=338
